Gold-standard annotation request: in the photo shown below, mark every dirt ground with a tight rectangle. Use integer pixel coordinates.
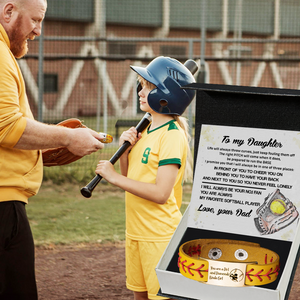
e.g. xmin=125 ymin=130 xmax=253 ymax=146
xmin=35 ymin=243 xmax=131 ymax=300
xmin=35 ymin=243 xmax=300 ymax=300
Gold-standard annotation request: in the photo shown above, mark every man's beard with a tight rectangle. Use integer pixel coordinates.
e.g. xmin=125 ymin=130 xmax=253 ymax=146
xmin=8 ymin=16 xmax=29 ymax=59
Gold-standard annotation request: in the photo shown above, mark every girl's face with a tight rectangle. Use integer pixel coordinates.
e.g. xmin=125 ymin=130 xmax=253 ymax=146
xmin=138 ymin=81 xmax=153 ymax=113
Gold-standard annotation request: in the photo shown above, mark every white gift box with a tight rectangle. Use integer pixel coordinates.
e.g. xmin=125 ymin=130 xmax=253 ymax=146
xmin=156 ymin=83 xmax=300 ymax=300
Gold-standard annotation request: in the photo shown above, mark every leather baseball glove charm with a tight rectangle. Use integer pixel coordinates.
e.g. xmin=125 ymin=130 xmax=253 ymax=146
xmin=254 ymin=189 xmax=299 ymax=235
xmin=42 ymin=118 xmax=113 ymax=167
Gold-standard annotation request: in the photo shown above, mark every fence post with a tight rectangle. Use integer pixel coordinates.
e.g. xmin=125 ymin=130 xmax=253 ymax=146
xmin=187 ymin=39 xmax=195 ymax=144
xmin=199 ymin=0 xmax=206 ymax=84
xmin=38 ymin=25 xmax=44 ymax=122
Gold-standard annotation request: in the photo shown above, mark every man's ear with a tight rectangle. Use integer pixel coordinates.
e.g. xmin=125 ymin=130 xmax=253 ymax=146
xmin=3 ymin=3 xmax=15 ymax=23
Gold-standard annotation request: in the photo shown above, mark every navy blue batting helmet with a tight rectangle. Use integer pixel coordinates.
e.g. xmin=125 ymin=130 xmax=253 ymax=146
xmin=130 ymin=56 xmax=196 ymax=116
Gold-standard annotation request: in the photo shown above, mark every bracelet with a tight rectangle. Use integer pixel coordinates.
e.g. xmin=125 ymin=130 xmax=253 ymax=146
xmin=178 ymin=239 xmax=280 ymax=287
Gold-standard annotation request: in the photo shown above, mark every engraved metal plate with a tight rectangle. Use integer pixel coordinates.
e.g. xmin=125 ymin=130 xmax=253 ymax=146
xmin=205 ymin=259 xmax=248 ymax=287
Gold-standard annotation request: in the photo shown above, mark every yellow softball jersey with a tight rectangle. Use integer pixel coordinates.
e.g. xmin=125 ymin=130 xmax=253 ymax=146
xmin=125 ymin=120 xmax=187 ymax=242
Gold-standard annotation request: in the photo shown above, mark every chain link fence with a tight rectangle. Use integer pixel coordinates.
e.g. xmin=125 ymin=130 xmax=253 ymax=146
xmin=19 ymin=0 xmax=300 ymax=181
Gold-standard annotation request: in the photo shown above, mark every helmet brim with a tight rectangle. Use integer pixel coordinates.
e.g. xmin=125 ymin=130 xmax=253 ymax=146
xmin=130 ymin=65 xmax=157 ymax=87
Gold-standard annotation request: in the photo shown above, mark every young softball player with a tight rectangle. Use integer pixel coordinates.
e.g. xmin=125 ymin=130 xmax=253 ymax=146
xmin=96 ymin=56 xmax=196 ymax=300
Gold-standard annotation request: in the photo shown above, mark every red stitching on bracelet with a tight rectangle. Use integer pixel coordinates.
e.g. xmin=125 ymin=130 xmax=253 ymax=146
xmin=177 ymin=254 xmax=182 ymax=268
xmin=246 ymin=265 xmax=279 ymax=283
xmin=254 ymin=269 xmax=264 ymax=282
xmin=246 ymin=268 xmax=254 ymax=282
xmin=180 ymin=260 xmax=187 ymax=272
xmin=274 ymin=264 xmax=280 ymax=276
xmin=195 ymin=264 xmax=207 ymax=278
xmin=187 ymin=263 xmax=195 ymax=276
xmin=178 ymin=256 xmax=207 ymax=279
xmin=187 ymin=245 xmax=201 ymax=257
xmin=264 ymin=268 xmax=273 ymax=280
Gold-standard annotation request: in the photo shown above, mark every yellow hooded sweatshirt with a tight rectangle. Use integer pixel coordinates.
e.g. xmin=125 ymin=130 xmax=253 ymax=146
xmin=0 ymin=24 xmax=43 ymax=203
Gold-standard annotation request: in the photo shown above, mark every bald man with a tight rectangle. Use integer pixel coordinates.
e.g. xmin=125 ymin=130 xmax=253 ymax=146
xmin=0 ymin=1 xmax=104 ymax=299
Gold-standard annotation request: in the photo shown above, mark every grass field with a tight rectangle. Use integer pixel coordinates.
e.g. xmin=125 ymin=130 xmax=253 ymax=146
xmin=27 ymin=181 xmax=192 ymax=246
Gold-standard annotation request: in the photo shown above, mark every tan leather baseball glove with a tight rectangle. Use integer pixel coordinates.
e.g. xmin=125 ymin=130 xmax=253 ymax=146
xmin=42 ymin=118 xmax=112 ymax=167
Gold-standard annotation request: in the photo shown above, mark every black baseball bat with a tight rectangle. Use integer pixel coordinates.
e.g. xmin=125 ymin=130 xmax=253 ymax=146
xmin=80 ymin=112 xmax=152 ymax=198
xmin=80 ymin=59 xmax=198 ymax=198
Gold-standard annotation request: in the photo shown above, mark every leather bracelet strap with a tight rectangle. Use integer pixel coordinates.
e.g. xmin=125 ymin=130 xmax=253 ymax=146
xmin=178 ymin=239 xmax=280 ymax=287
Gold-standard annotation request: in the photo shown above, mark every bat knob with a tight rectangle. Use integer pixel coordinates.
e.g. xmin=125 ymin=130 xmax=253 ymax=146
xmin=81 ymin=187 xmax=92 ymax=198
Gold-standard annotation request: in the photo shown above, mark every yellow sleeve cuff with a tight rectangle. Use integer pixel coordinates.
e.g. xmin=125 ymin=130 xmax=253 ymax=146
xmin=1 ymin=116 xmax=27 ymax=148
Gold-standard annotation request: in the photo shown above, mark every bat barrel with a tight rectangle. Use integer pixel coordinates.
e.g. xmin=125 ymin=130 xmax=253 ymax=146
xmin=109 ymin=141 xmax=131 ymax=165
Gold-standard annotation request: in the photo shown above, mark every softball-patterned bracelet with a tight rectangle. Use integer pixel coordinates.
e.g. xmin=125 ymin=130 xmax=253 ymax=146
xmin=178 ymin=239 xmax=280 ymax=287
